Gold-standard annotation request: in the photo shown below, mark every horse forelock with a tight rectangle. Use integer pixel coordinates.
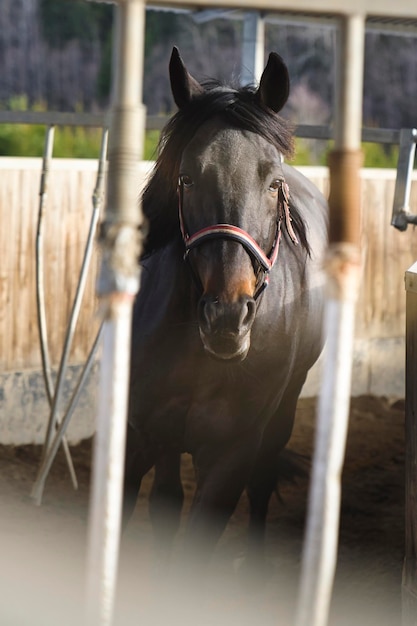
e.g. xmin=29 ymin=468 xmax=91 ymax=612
xmin=141 ymin=82 xmax=309 ymax=257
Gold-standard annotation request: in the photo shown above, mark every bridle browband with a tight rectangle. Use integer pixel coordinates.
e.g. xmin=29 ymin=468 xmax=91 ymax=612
xmin=177 ymin=177 xmax=299 ymax=300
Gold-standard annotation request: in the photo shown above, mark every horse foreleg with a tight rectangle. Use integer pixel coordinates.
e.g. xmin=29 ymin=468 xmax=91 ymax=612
xmin=246 ymin=468 xmax=277 ymax=562
xmin=149 ymin=448 xmax=184 ymax=560
xmin=185 ymin=432 xmax=260 ymax=561
xmin=245 ymin=383 xmax=304 ymax=576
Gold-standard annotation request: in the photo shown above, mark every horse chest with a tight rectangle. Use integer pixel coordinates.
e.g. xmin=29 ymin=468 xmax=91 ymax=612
xmin=182 ymin=386 xmax=261 ymax=452
xmin=167 ymin=357 xmax=286 ymax=448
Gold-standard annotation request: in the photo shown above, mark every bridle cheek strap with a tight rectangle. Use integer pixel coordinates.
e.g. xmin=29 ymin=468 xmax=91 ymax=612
xmin=178 ymin=179 xmax=297 ymax=299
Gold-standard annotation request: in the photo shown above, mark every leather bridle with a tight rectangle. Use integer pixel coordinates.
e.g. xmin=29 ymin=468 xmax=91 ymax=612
xmin=177 ymin=177 xmax=298 ymax=300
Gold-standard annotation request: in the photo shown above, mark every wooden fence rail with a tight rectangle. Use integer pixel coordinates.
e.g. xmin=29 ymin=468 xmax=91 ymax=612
xmin=0 ymin=158 xmax=417 ymax=440
xmin=0 ymin=158 xmax=151 ymax=372
xmin=1 ymin=157 xmax=417 ymax=389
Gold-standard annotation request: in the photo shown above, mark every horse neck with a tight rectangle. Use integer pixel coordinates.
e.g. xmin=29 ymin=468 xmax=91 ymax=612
xmin=142 ymin=172 xmax=179 ymax=255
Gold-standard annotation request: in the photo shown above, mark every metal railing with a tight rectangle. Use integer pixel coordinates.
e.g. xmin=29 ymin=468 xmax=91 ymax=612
xmin=292 ymin=123 xmax=417 ymax=231
xmin=2 ymin=109 xmax=415 ymax=231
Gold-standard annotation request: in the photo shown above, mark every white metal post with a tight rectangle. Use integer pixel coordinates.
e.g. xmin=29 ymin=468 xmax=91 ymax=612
xmin=295 ymin=13 xmax=365 ymax=626
xmin=241 ymin=11 xmax=265 ymax=84
xmin=84 ymin=2 xmax=146 ymax=625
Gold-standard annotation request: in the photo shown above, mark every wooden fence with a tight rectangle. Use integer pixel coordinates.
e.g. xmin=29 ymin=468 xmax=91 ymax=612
xmin=0 ymin=157 xmax=152 ymax=372
xmin=1 ymin=157 xmax=417 ymax=390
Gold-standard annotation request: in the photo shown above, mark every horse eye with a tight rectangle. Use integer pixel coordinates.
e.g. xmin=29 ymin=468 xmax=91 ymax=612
xmin=180 ymin=174 xmax=194 ymax=188
xmin=268 ymin=180 xmax=280 ymax=193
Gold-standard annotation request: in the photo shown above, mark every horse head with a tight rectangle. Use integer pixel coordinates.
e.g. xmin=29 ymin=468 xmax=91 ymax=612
xmin=169 ymin=48 xmax=295 ymax=362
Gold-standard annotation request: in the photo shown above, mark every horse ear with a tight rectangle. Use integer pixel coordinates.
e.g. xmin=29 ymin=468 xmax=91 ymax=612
xmin=169 ymin=46 xmax=204 ymax=109
xmin=255 ymin=52 xmax=290 ymax=113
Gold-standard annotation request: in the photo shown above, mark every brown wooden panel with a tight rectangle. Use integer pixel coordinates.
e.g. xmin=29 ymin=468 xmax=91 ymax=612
xmin=1 ymin=160 xmax=417 ymax=373
xmin=0 ymin=160 xmax=100 ymax=371
xmin=358 ymin=170 xmax=417 ymax=340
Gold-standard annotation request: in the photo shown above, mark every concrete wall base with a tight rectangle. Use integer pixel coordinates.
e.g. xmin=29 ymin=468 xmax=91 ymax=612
xmin=0 ymin=364 xmax=98 ymax=445
xmin=0 ymin=335 xmax=405 ymax=445
xmin=302 ymin=335 xmax=405 ymax=399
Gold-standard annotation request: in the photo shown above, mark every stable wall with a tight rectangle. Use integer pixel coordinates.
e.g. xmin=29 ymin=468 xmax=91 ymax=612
xmin=1 ymin=158 xmax=416 ymax=443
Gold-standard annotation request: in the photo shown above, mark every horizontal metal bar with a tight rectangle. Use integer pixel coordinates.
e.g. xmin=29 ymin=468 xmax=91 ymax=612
xmin=0 ymin=111 xmax=165 ymax=131
xmin=0 ymin=110 xmax=106 ymax=127
xmin=0 ymin=111 xmax=164 ymax=132
xmin=95 ymin=0 xmax=417 ymax=20
xmin=207 ymin=9 xmax=417 ymax=34
xmin=146 ymin=114 xmax=170 ymax=130
xmin=295 ymin=125 xmax=403 ymax=144
xmin=361 ymin=127 xmax=403 ymax=144
xmin=0 ymin=110 xmax=407 ymax=146
xmin=295 ymin=125 xmax=333 ymax=140
xmin=147 ymin=0 xmax=417 ymax=19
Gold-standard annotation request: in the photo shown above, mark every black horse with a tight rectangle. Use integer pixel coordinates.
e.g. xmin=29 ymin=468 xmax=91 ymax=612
xmin=124 ymin=47 xmax=327 ymax=569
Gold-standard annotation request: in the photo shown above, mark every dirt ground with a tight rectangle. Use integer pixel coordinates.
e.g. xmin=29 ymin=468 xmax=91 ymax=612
xmin=0 ymin=395 xmax=405 ymax=626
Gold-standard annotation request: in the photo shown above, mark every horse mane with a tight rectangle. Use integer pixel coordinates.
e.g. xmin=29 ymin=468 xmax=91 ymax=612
xmin=141 ymin=80 xmax=309 ymax=257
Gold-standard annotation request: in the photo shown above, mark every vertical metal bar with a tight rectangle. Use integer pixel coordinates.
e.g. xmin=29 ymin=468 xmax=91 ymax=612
xmin=391 ymin=128 xmax=417 ymax=231
xmin=295 ymin=13 xmax=365 ymax=626
xmin=31 ymin=321 xmax=104 ymax=505
xmin=36 ymin=125 xmax=55 ymax=406
xmin=334 ymin=15 xmax=365 ymax=151
xmin=84 ymin=1 xmax=146 ymax=625
xmin=93 ymin=128 xmax=109 ymax=211
xmin=36 ymin=125 xmax=77 ymax=488
xmin=85 ymin=299 xmax=134 ymax=626
xmin=241 ymin=11 xmax=265 ymax=85
xmin=34 ymin=127 xmax=108 ymax=503
xmin=38 ymin=128 xmax=108 ymax=466
xmin=403 ymin=261 xmax=417 ymax=626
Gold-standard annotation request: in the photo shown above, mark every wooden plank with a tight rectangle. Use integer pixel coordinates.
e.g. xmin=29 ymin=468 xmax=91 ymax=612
xmin=42 ymin=165 xmax=101 ymax=366
xmin=0 ymin=161 xmax=101 ymax=371
xmin=357 ymin=170 xmax=417 ymax=340
xmin=1 ymin=160 xmax=417 ymax=373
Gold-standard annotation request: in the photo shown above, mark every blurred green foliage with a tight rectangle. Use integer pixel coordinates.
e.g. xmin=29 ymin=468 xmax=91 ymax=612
xmin=0 ymin=122 xmax=160 ymax=160
xmin=361 ymin=142 xmax=399 ymax=168
xmin=0 ymin=97 xmax=103 ymax=157
xmin=0 ymin=99 xmax=402 ymax=166
xmin=291 ymin=138 xmax=399 ymax=168
xmin=39 ymin=0 xmax=112 ymax=48
xmin=144 ymin=11 xmax=182 ymax=58
xmin=39 ymin=0 xmax=113 ymax=103
xmin=144 ymin=130 xmax=160 ymax=161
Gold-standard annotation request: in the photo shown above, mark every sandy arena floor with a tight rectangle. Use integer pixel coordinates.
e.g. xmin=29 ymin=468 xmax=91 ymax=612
xmin=0 ymin=396 xmax=405 ymax=625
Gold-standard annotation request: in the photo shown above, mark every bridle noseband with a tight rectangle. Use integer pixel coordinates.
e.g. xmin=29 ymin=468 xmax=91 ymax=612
xmin=178 ymin=177 xmax=298 ymax=300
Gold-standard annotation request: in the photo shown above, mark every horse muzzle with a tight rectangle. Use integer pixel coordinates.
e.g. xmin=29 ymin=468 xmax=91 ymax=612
xmin=198 ymin=295 xmax=256 ymax=361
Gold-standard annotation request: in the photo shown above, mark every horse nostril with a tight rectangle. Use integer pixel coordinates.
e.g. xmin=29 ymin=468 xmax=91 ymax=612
xmin=199 ymin=295 xmax=256 ymax=336
xmin=199 ymin=296 xmax=217 ymax=333
xmin=240 ymin=296 xmax=256 ymax=330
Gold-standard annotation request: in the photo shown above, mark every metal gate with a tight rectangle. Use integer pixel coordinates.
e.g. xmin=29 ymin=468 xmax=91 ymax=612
xmin=5 ymin=2 xmax=417 ymax=625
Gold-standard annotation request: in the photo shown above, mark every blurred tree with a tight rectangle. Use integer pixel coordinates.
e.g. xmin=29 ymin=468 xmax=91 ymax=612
xmin=363 ymin=32 xmax=417 ymax=129
xmin=0 ymin=2 xmax=416 ymax=141
xmin=39 ymin=0 xmax=98 ymax=47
